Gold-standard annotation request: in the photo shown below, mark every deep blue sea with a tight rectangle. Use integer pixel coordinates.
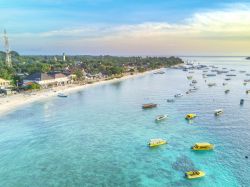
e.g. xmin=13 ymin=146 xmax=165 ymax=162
xmin=0 ymin=57 xmax=250 ymax=187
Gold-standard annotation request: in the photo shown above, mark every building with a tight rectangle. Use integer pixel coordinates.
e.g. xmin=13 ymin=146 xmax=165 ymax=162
xmin=23 ymin=72 xmax=72 ymax=88
xmin=0 ymin=78 xmax=13 ymax=95
xmin=0 ymin=78 xmax=11 ymax=88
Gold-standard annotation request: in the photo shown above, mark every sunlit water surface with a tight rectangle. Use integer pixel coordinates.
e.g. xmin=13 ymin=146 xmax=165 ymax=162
xmin=0 ymin=57 xmax=250 ymax=187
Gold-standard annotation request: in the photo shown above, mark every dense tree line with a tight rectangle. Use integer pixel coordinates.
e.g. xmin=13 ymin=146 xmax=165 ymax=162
xmin=0 ymin=51 xmax=183 ymax=84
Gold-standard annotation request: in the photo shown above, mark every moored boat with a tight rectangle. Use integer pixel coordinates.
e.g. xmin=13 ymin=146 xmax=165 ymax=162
xmin=191 ymin=142 xmax=214 ymax=150
xmin=208 ymin=83 xmax=216 ymax=87
xmin=185 ymin=171 xmax=205 ymax=179
xmin=174 ymin=93 xmax=183 ymax=98
xmin=57 ymin=93 xmax=68 ymax=98
xmin=185 ymin=113 xmax=197 ymax=120
xmin=246 ymin=90 xmax=250 ymax=94
xmin=148 ymin=139 xmax=167 ymax=147
xmin=142 ymin=103 xmax=157 ymax=109
xmin=214 ymin=109 xmax=223 ymax=116
xmin=225 ymin=89 xmax=230 ymax=94
xmin=240 ymin=99 xmax=244 ymax=105
xmin=167 ymin=99 xmax=174 ymax=102
xmin=155 ymin=115 xmax=168 ymax=122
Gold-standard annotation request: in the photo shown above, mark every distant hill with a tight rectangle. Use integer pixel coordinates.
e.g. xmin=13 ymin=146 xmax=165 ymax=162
xmin=246 ymin=57 xmax=250 ymax=60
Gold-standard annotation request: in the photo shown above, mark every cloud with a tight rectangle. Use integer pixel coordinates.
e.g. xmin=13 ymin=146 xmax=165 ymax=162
xmin=9 ymin=3 xmax=250 ymax=55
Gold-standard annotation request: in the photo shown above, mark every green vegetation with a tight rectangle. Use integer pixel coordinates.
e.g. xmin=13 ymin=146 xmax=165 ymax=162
xmin=0 ymin=51 xmax=183 ymax=86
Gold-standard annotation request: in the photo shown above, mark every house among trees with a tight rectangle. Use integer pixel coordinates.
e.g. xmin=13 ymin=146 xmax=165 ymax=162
xmin=0 ymin=78 xmax=13 ymax=95
xmin=23 ymin=72 xmax=73 ymax=88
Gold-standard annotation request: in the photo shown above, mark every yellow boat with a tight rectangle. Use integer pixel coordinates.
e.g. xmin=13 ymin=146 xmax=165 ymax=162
xmin=148 ymin=139 xmax=167 ymax=147
xmin=185 ymin=170 xmax=205 ymax=179
xmin=185 ymin=114 xmax=197 ymax=120
xmin=191 ymin=142 xmax=214 ymax=150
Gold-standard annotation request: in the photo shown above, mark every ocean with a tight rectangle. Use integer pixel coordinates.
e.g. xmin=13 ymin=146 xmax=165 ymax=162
xmin=0 ymin=57 xmax=249 ymax=187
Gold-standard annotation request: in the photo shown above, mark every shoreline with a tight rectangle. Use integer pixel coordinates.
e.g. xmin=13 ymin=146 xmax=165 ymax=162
xmin=0 ymin=67 xmax=171 ymax=115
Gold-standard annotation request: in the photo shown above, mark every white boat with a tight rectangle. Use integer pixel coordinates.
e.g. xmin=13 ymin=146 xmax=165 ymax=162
xmin=214 ymin=109 xmax=223 ymax=116
xmin=174 ymin=93 xmax=183 ymax=98
xmin=208 ymin=83 xmax=216 ymax=87
xmin=155 ymin=115 xmax=168 ymax=122
xmin=57 ymin=93 xmax=68 ymax=98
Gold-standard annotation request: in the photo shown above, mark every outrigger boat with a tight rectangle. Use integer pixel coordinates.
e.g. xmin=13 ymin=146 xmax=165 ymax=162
xmin=155 ymin=115 xmax=168 ymax=122
xmin=148 ymin=139 xmax=167 ymax=147
xmin=142 ymin=103 xmax=157 ymax=109
xmin=191 ymin=143 xmax=214 ymax=150
xmin=185 ymin=171 xmax=205 ymax=179
xmin=214 ymin=109 xmax=223 ymax=116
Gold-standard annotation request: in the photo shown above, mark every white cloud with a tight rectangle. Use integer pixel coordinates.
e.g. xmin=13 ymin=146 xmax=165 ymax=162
xmin=9 ymin=3 xmax=250 ymax=55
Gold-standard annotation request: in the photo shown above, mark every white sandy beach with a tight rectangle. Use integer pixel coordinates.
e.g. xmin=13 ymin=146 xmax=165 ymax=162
xmin=0 ymin=68 xmax=166 ymax=115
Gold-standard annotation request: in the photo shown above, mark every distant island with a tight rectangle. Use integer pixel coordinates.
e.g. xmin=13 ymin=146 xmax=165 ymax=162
xmin=246 ymin=57 xmax=250 ymax=60
xmin=0 ymin=51 xmax=183 ymax=95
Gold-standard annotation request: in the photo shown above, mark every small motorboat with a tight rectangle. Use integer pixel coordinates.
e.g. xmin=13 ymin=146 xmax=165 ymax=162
xmin=154 ymin=71 xmax=165 ymax=74
xmin=191 ymin=143 xmax=214 ymax=150
xmin=155 ymin=115 xmax=168 ymax=122
xmin=142 ymin=103 xmax=157 ymax=109
xmin=185 ymin=114 xmax=197 ymax=120
xmin=148 ymin=139 xmax=167 ymax=147
xmin=214 ymin=109 xmax=223 ymax=116
xmin=240 ymin=99 xmax=244 ymax=105
xmin=222 ymin=83 xmax=227 ymax=86
xmin=174 ymin=93 xmax=183 ymax=98
xmin=225 ymin=89 xmax=230 ymax=94
xmin=208 ymin=83 xmax=216 ymax=87
xmin=167 ymin=99 xmax=175 ymax=102
xmin=57 ymin=93 xmax=68 ymax=98
xmin=185 ymin=171 xmax=205 ymax=179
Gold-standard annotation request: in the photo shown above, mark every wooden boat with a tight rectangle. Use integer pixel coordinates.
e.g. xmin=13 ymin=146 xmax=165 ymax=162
xmin=142 ymin=103 xmax=157 ymax=109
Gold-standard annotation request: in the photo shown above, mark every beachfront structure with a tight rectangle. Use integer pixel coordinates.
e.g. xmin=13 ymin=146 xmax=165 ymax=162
xmin=0 ymin=78 xmax=13 ymax=95
xmin=23 ymin=72 xmax=73 ymax=88
xmin=0 ymin=78 xmax=11 ymax=89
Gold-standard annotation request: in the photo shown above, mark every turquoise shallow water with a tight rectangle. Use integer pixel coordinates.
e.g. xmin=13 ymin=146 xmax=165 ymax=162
xmin=0 ymin=57 xmax=250 ymax=187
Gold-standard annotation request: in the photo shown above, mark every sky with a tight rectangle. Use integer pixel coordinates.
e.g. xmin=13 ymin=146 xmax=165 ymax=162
xmin=0 ymin=0 xmax=250 ymax=56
